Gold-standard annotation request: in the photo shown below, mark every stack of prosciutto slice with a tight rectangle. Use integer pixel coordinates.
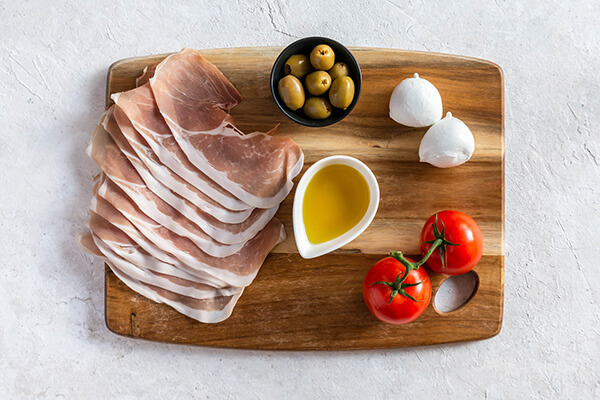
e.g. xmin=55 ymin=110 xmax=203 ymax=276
xmin=79 ymin=48 xmax=304 ymax=323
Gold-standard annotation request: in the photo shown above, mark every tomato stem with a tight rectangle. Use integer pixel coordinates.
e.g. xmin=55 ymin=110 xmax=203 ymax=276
xmin=389 ymin=238 xmax=443 ymax=272
xmin=421 ymin=214 xmax=460 ymax=270
xmin=370 ymin=239 xmax=443 ymax=304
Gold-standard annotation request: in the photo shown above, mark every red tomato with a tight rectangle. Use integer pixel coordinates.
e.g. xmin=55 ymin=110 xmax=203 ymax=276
xmin=363 ymin=256 xmax=431 ymax=325
xmin=420 ymin=210 xmax=483 ymax=275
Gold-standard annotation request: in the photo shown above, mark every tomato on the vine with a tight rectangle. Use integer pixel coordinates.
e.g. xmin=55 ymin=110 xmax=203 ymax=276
xmin=363 ymin=254 xmax=432 ymax=325
xmin=363 ymin=211 xmax=484 ymax=325
xmin=420 ymin=210 xmax=483 ymax=275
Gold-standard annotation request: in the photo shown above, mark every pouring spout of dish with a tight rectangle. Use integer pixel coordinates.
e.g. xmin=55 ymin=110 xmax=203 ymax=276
xmin=293 ymin=155 xmax=380 ymax=259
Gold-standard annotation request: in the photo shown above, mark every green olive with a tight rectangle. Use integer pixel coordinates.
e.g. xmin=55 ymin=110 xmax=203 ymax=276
xmin=284 ymin=54 xmax=312 ymax=78
xmin=303 ymin=97 xmax=332 ymax=120
xmin=329 ymin=76 xmax=355 ymax=109
xmin=310 ymin=44 xmax=335 ymax=70
xmin=278 ymin=75 xmax=305 ymax=111
xmin=328 ymin=62 xmax=350 ymax=80
xmin=305 ymin=70 xmax=332 ymax=96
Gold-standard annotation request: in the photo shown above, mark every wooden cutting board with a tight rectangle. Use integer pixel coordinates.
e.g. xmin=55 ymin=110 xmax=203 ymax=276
xmin=103 ymin=47 xmax=504 ymax=350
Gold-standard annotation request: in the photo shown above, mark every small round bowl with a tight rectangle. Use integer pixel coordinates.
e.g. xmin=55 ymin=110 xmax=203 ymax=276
xmin=270 ymin=36 xmax=362 ymax=127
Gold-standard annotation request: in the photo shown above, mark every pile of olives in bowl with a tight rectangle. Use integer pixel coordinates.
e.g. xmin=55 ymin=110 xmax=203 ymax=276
xmin=270 ymin=37 xmax=362 ymax=127
xmin=278 ymin=44 xmax=355 ymax=120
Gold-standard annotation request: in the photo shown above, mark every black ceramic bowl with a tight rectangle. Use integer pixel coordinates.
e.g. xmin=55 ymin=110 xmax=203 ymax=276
xmin=270 ymin=36 xmax=362 ymax=127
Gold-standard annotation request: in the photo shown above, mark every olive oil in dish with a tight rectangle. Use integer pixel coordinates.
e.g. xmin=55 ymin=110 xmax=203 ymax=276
xmin=302 ymin=164 xmax=370 ymax=244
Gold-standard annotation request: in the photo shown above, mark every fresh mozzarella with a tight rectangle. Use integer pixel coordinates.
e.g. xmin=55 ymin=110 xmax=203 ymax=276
xmin=389 ymin=73 xmax=443 ymax=128
xmin=419 ymin=112 xmax=475 ymax=168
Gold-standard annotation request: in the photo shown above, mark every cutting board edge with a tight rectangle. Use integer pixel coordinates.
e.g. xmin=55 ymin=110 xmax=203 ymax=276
xmin=105 ymin=47 xmax=504 ymax=106
xmin=104 ymin=253 xmax=504 ymax=350
xmin=106 ymin=46 xmax=505 ymax=71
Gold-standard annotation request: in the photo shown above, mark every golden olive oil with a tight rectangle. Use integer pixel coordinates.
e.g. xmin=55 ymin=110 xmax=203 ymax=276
xmin=303 ymin=164 xmax=370 ymax=244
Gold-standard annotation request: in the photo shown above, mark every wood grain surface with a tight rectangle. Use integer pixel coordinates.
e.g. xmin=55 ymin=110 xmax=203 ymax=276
xmin=103 ymin=47 xmax=504 ymax=350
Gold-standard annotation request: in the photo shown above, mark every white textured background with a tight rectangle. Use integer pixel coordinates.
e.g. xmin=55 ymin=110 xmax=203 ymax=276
xmin=1 ymin=0 xmax=599 ymax=398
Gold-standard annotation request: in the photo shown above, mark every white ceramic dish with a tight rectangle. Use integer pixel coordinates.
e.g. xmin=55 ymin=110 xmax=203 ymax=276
xmin=293 ymin=155 xmax=380 ymax=259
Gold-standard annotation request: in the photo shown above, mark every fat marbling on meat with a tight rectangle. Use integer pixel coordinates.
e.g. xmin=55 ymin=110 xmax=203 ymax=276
xmin=79 ymin=232 xmax=243 ymax=323
xmin=93 ymin=174 xmax=286 ymax=288
xmin=101 ymin=107 xmax=279 ymax=245
xmin=111 ymin=104 xmax=253 ymax=224
xmin=88 ymin=124 xmax=252 ymax=255
xmin=113 ymin=84 xmax=252 ymax=211
xmin=149 ymin=48 xmax=304 ymax=209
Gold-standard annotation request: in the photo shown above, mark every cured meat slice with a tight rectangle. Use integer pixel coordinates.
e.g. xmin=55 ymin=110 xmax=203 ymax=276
xmin=111 ymin=105 xmax=251 ymax=224
xmin=95 ymin=172 xmax=245 ymax=257
xmin=165 ymin=119 xmax=304 ymax=209
xmin=114 ymin=264 xmax=244 ymax=323
xmin=91 ymin=234 xmax=238 ymax=299
xmin=88 ymin=209 xmax=227 ymax=287
xmin=90 ymin=190 xmax=229 ymax=288
xmin=150 ymin=48 xmax=242 ymax=112
xmin=90 ymin=231 xmax=240 ymax=299
xmin=94 ymin=174 xmax=286 ymax=287
xmin=112 ymin=84 xmax=251 ymax=211
xmin=101 ymin=109 xmax=278 ymax=244
xmin=149 ymin=48 xmax=304 ymax=208
xmin=78 ymin=233 xmax=243 ymax=323
xmin=136 ymin=65 xmax=156 ymax=87
xmin=88 ymin=123 xmax=267 ymax=249
xmin=89 ymin=174 xmax=187 ymax=267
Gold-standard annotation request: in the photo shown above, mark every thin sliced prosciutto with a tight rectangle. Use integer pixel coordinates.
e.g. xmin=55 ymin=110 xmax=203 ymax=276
xmin=91 ymin=231 xmax=240 ymax=299
xmin=111 ymin=105 xmax=251 ymax=224
xmin=80 ymin=48 xmax=303 ymax=323
xmin=94 ymin=172 xmax=246 ymax=257
xmin=94 ymin=174 xmax=286 ymax=287
xmin=89 ymin=122 xmax=276 ymax=247
xmin=78 ymin=233 xmax=243 ymax=323
xmin=113 ymin=84 xmax=252 ymax=211
xmin=135 ymin=65 xmax=156 ymax=87
xmin=90 ymin=190 xmax=229 ymax=287
xmin=103 ymin=108 xmax=278 ymax=244
xmin=149 ymin=49 xmax=304 ymax=209
xmin=88 ymin=210 xmax=234 ymax=291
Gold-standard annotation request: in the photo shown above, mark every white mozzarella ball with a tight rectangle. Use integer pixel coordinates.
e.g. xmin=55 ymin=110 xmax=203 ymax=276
xmin=389 ymin=73 xmax=443 ymax=128
xmin=419 ymin=112 xmax=475 ymax=168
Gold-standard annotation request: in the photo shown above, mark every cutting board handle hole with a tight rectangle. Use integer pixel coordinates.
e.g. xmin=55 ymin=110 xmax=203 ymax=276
xmin=433 ymin=271 xmax=479 ymax=314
